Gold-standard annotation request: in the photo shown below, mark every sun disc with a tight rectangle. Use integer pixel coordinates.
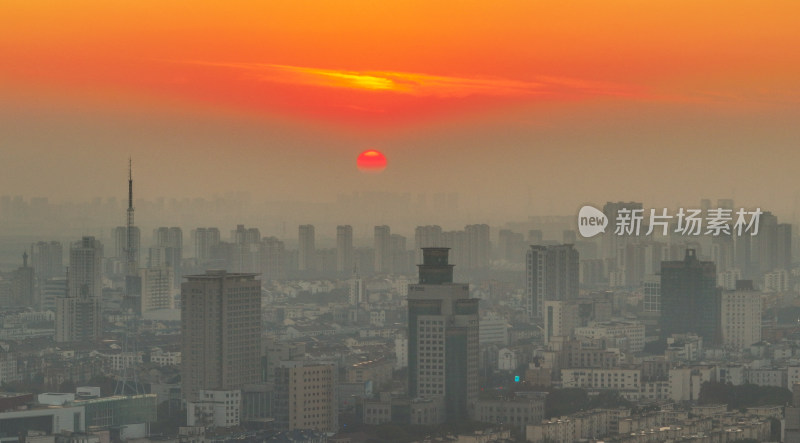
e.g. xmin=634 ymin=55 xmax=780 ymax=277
xmin=357 ymin=149 xmax=387 ymax=173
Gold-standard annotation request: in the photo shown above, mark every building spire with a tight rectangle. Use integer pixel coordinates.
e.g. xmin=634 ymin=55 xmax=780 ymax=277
xmin=128 ymin=157 xmax=133 ymax=210
xmin=125 ymin=158 xmax=137 ymax=276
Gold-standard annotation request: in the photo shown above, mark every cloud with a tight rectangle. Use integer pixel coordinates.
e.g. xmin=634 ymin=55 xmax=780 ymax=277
xmin=174 ymin=60 xmax=642 ymax=99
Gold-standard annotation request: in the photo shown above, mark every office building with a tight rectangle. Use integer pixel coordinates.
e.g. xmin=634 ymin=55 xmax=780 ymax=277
xmin=407 ymin=248 xmax=479 ymax=421
xmin=543 ymin=301 xmax=579 ymax=344
xmin=465 ymin=224 xmax=490 ymax=269
xmin=260 ymin=236 xmax=287 ymax=280
xmin=153 ymin=227 xmax=183 ymax=285
xmin=526 ymin=244 xmax=579 ymax=321
xmin=298 ymin=225 xmax=316 ymax=272
xmin=336 ymin=225 xmax=354 ymax=273
xmin=660 ymin=249 xmax=719 ymax=345
xmin=187 ymin=389 xmax=241 ymax=428
xmin=140 ymin=266 xmax=174 ymax=312
xmin=3 ymin=252 xmax=34 ymax=308
xmin=181 ymin=271 xmax=261 ymax=402
xmin=30 ymin=241 xmax=63 ymax=280
xmin=192 ymin=227 xmax=220 ymax=262
xmin=642 ymin=274 xmax=661 ymax=313
xmin=273 ymin=361 xmax=337 ymax=432
xmin=720 ymin=283 xmax=761 ymax=350
xmin=374 ymin=225 xmax=391 ymax=273
xmin=55 ymin=237 xmax=103 ymax=343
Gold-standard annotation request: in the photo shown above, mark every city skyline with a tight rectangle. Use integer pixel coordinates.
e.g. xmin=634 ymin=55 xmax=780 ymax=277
xmin=2 ymin=2 xmax=800 ymax=218
xmin=2 ymin=2 xmax=800 ymax=440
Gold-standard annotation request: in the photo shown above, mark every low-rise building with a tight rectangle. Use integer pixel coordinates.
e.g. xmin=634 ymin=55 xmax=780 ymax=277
xmin=473 ymin=392 xmax=546 ymax=432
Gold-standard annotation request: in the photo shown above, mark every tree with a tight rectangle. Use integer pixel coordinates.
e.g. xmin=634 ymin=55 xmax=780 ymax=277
xmin=545 ymin=388 xmax=589 ymax=418
xmin=587 ymin=390 xmax=633 ymax=410
xmin=698 ymin=382 xmax=791 ymax=411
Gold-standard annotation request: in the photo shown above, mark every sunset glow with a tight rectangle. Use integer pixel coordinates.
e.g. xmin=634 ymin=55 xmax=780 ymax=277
xmin=3 ymin=1 xmax=798 ymax=128
xmin=1 ymin=1 xmax=799 ymax=211
xmin=357 ymin=149 xmax=388 ymax=173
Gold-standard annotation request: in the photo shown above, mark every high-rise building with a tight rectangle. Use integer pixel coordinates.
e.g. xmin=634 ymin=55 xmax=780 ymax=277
xmin=660 ymin=249 xmax=719 ymax=345
xmin=273 ymin=361 xmax=337 ymax=432
xmin=526 ymin=244 xmax=579 ymax=321
xmin=601 ymin=201 xmax=643 ymax=259
xmin=642 ymin=274 xmax=661 ymax=313
xmin=349 ymin=270 xmax=366 ymax=306
xmin=2 ymin=252 xmax=35 ymax=308
xmin=260 ymin=236 xmax=286 ymax=280
xmin=231 ymin=224 xmax=261 ymax=245
xmin=465 ymin=224 xmax=490 ymax=269
xmin=497 ymin=230 xmax=525 ymax=263
xmin=230 ymin=225 xmax=261 ymax=273
xmin=140 ymin=266 xmax=174 ymax=312
xmin=55 ymin=237 xmax=103 ymax=343
xmin=192 ymin=227 xmax=220 ymax=262
xmin=442 ymin=230 xmax=468 ymax=269
xmin=528 ymin=230 xmax=543 ymax=245
xmin=41 ymin=277 xmax=67 ymax=312
xmin=777 ymin=223 xmax=793 ymax=271
xmin=336 ymin=225 xmax=354 ymax=273
xmin=415 ymin=225 xmax=443 ymax=263
xmin=543 ymin=300 xmax=579 ymax=344
xmin=30 ymin=241 xmax=63 ymax=280
xmin=298 ymin=225 xmax=316 ymax=272
xmin=153 ymin=227 xmax=183 ymax=285
xmin=181 ymin=271 xmax=261 ymax=402
xmin=752 ymin=211 xmax=778 ymax=275
xmin=68 ymin=237 xmax=103 ymax=299
xmin=374 ymin=225 xmax=391 ymax=273
xmin=407 ymin=248 xmax=479 ymax=422
xmin=720 ymin=284 xmax=761 ymax=350
xmin=390 ymin=234 xmax=411 ymax=274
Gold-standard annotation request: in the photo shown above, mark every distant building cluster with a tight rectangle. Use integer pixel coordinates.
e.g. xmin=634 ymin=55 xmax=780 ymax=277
xmin=2 ymin=192 xmax=800 ymax=442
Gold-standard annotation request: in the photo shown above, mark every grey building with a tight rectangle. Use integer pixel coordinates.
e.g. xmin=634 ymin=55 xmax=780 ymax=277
xmin=181 ymin=270 xmax=261 ymax=402
xmin=408 ymin=248 xmax=479 ymax=422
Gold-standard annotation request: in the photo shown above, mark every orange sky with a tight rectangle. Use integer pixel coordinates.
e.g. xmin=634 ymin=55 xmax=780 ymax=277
xmin=3 ymin=1 xmax=798 ymax=124
xmin=1 ymin=1 xmax=800 ymax=218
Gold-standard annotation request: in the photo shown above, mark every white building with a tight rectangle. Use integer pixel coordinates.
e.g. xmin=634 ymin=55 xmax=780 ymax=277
xmin=574 ymin=320 xmax=645 ymax=353
xmin=543 ymin=301 xmax=578 ymax=345
xmin=718 ymin=269 xmax=743 ymax=291
xmin=764 ymin=270 xmax=791 ymax=292
xmin=717 ymin=365 xmax=746 ymax=385
xmin=788 ymin=367 xmax=800 ymax=391
xmin=720 ymin=290 xmax=761 ymax=350
xmin=102 ymin=351 xmax=144 ymax=372
xmin=150 ymin=349 xmax=181 ymax=367
xmin=642 ymin=274 xmax=661 ymax=313
xmin=187 ymin=389 xmax=241 ymax=428
xmin=394 ymin=336 xmax=408 ymax=369
xmin=140 ymin=266 xmax=174 ymax=312
xmin=747 ymin=368 xmax=785 ymax=388
xmin=369 ymin=310 xmax=385 ymax=327
xmin=561 ymin=368 xmax=641 ymax=400
xmin=669 ymin=366 xmax=715 ymax=402
xmin=480 ymin=317 xmax=510 ymax=346
xmin=498 ymin=348 xmax=518 ymax=371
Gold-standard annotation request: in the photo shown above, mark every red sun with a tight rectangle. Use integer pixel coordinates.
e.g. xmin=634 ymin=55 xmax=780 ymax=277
xmin=356 ymin=149 xmax=388 ymax=173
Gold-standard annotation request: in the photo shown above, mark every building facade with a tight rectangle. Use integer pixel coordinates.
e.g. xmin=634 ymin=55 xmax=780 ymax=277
xmin=181 ymin=271 xmax=261 ymax=402
xmin=407 ymin=248 xmax=479 ymax=422
xmin=526 ymin=244 xmax=579 ymax=321
xmin=660 ymin=249 xmax=719 ymax=345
